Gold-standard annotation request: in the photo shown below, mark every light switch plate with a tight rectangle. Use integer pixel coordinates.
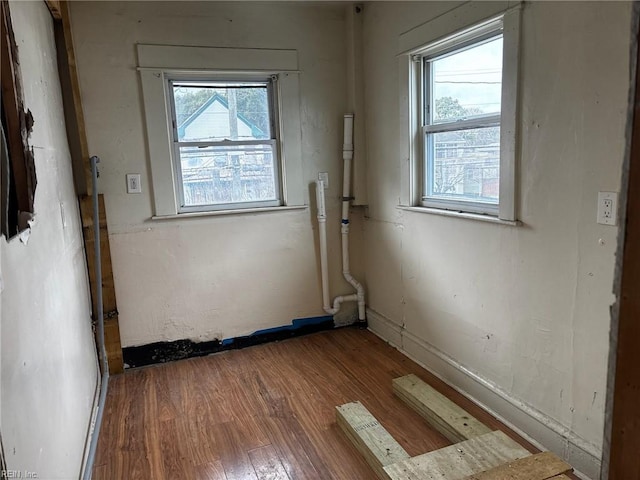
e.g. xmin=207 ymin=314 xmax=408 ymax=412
xmin=126 ymin=174 xmax=142 ymax=194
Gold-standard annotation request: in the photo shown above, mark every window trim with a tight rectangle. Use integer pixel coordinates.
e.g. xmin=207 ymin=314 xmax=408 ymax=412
xmin=165 ymin=75 xmax=283 ymax=213
xmin=137 ymin=44 xmax=304 ymax=218
xmin=398 ymin=2 xmax=521 ymax=222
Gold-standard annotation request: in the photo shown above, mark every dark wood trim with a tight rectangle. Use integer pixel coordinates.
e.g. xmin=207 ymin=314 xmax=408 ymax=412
xmin=44 ymin=0 xmax=62 ymax=20
xmin=56 ymin=0 xmax=92 ymax=196
xmin=605 ymin=8 xmax=640 ymax=479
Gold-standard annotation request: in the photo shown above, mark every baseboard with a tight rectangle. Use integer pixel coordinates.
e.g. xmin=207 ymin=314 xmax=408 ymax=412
xmin=367 ymin=308 xmax=602 ymax=480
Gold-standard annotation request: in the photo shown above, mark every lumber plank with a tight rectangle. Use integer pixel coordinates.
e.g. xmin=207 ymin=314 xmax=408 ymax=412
xmin=384 ymin=431 xmax=530 ymax=480
xmin=336 ymin=401 xmax=410 ymax=480
xmin=393 ymin=374 xmax=492 ymax=443
xmin=462 ymin=451 xmax=572 ymax=479
xmin=59 ymin=0 xmax=92 ymax=195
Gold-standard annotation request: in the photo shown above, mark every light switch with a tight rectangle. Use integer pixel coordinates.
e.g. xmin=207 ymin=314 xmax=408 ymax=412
xmin=126 ymin=174 xmax=142 ymax=194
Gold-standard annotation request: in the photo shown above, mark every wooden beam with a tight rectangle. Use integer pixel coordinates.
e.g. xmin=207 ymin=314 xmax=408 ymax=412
xmin=57 ymin=0 xmax=92 ymax=196
xmin=336 ymin=401 xmax=410 ymax=480
xmin=79 ymin=194 xmax=124 ymax=374
xmin=384 ymin=431 xmax=530 ymax=480
xmin=461 ymin=452 xmax=572 ymax=480
xmin=393 ymin=374 xmax=493 ymax=443
xmin=44 ymin=0 xmax=62 ymax=20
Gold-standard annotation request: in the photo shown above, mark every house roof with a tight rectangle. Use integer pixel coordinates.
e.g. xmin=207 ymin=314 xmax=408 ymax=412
xmin=177 ymin=93 xmax=266 ymax=139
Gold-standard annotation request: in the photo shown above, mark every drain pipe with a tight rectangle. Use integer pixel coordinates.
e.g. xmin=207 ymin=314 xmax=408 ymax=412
xmin=82 ymin=156 xmax=109 ymax=480
xmin=315 ymin=114 xmax=366 ymax=320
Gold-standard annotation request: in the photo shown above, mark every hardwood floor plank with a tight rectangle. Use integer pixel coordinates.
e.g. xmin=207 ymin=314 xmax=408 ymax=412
xmin=248 ymin=445 xmax=291 ymax=480
xmin=195 ymin=461 xmax=228 ymax=480
xmin=211 ymin=421 xmax=260 ymax=480
xmin=159 ymin=418 xmax=190 ymax=479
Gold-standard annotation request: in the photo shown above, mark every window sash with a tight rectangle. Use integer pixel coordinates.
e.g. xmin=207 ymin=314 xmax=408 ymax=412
xmin=422 ymin=114 xmax=501 ymax=134
xmin=421 ymin=30 xmax=504 ymax=216
xmin=166 ymin=77 xmax=283 ymax=212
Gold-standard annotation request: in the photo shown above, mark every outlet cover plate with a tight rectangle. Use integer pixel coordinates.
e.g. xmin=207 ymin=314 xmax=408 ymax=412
xmin=597 ymin=191 xmax=618 ymax=226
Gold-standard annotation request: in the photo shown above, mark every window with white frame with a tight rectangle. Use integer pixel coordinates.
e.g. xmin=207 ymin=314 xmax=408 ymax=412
xmin=137 ymin=44 xmax=305 ymax=218
xmin=401 ymin=7 xmax=520 ymax=221
xmin=423 ymin=32 xmax=503 ymax=214
xmin=168 ymin=77 xmax=281 ymax=212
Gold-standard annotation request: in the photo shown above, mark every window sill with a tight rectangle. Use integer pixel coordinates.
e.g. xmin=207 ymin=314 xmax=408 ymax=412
xmin=397 ymin=205 xmax=521 ymax=226
xmin=151 ymin=205 xmax=308 ymax=221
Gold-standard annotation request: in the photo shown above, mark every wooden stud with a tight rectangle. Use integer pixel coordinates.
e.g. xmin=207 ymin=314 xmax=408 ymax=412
xmin=393 ymin=374 xmax=493 ymax=443
xmin=58 ymin=0 xmax=92 ymax=196
xmin=461 ymin=451 xmax=572 ymax=480
xmin=336 ymin=401 xmax=410 ymax=480
xmin=384 ymin=431 xmax=530 ymax=480
xmin=44 ymin=0 xmax=62 ymax=20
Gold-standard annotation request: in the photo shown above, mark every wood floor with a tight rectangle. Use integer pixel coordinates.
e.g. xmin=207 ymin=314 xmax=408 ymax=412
xmin=92 ymin=328 xmax=571 ymax=480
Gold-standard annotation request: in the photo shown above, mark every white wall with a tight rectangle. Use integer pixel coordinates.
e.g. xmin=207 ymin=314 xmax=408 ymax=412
xmin=70 ymin=1 xmax=365 ymax=348
xmin=1 ymin=1 xmax=98 ymax=478
xmin=362 ymin=2 xmax=632 ymax=478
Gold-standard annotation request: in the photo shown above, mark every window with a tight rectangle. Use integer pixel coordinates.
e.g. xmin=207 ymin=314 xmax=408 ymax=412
xmin=423 ymin=33 xmax=503 ymax=215
xmin=167 ymin=78 xmax=281 ymax=212
xmin=399 ymin=5 xmax=520 ymax=222
xmin=137 ymin=44 xmax=304 ymax=218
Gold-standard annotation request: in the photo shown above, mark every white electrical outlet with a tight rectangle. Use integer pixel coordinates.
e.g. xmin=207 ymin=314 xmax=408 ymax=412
xmin=597 ymin=191 xmax=618 ymax=226
xmin=318 ymin=172 xmax=329 ymax=189
xmin=126 ymin=174 xmax=142 ymax=194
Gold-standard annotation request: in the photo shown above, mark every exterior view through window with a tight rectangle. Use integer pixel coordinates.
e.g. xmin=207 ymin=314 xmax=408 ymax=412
xmin=169 ymin=79 xmax=280 ymax=211
xmin=423 ymin=34 xmax=503 ymax=213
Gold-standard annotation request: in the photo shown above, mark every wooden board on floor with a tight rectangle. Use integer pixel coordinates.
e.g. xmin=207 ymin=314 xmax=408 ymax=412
xmin=393 ymin=374 xmax=493 ymax=443
xmin=384 ymin=431 xmax=530 ymax=480
xmin=462 ymin=451 xmax=572 ymax=480
xmin=336 ymin=401 xmax=410 ymax=480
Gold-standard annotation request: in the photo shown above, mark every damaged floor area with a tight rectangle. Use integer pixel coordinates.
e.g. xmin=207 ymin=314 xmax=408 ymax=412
xmin=92 ymin=328 xmax=577 ymax=479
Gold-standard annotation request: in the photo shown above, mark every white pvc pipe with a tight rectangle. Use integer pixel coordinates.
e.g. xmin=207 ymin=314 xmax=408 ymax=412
xmin=315 ymin=179 xmax=334 ymax=314
xmin=315 ymin=114 xmax=366 ymax=321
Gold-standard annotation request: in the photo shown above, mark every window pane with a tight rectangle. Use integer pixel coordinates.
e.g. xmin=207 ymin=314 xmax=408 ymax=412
xmin=173 ymin=84 xmax=271 ymax=142
xmin=431 ymin=36 xmax=503 ymax=124
xmin=178 ymin=144 xmax=278 ymax=207
xmin=426 ymin=126 xmax=500 ymax=203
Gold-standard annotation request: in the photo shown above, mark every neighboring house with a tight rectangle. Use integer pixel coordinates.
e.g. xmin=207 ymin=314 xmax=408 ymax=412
xmin=178 ymin=93 xmax=264 ymax=141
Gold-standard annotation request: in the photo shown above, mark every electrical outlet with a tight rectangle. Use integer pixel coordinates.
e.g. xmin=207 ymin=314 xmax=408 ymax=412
xmin=126 ymin=174 xmax=142 ymax=194
xmin=597 ymin=191 xmax=618 ymax=226
xmin=318 ymin=172 xmax=329 ymax=189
